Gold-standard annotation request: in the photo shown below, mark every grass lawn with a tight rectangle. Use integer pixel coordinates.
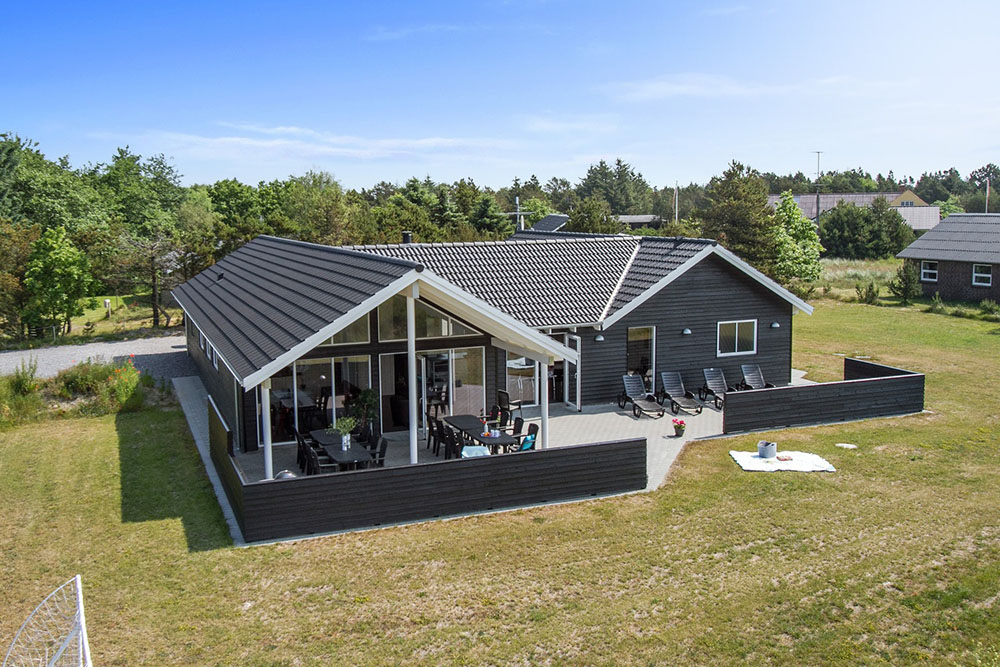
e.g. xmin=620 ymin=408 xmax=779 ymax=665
xmin=0 ymin=293 xmax=183 ymax=350
xmin=3 ymin=300 xmax=1000 ymax=664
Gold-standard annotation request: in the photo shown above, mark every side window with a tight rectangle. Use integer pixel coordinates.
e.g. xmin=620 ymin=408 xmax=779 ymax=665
xmin=717 ymin=320 xmax=757 ymax=357
xmin=920 ymin=261 xmax=938 ymax=282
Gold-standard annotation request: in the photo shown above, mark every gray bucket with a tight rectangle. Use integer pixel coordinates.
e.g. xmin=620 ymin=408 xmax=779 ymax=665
xmin=757 ymin=440 xmax=777 ymax=459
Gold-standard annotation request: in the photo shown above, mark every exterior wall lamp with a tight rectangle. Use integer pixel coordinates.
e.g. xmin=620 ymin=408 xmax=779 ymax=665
xmin=681 ymin=328 xmax=692 ymax=335
xmin=770 ymin=322 xmax=780 ymax=328
xmin=594 ymin=334 xmax=605 ymax=342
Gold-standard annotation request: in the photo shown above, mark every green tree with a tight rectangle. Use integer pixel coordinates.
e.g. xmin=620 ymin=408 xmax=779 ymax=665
xmin=469 ymin=195 xmax=512 ymax=237
xmin=543 ymin=177 xmax=578 ymax=213
xmin=888 ymin=261 xmax=921 ymax=305
xmin=175 ymin=187 xmax=220 ymax=280
xmin=819 ymin=202 xmax=869 ymax=259
xmin=451 ymin=178 xmax=481 ymax=220
xmin=565 ymin=196 xmax=621 ymax=234
xmin=521 ymin=197 xmax=554 ymax=226
xmin=0 ymin=219 xmax=40 ymax=338
xmin=698 ymin=161 xmax=779 ymax=272
xmin=577 ymin=159 xmax=652 ymax=214
xmin=24 ymin=226 xmax=93 ymax=333
xmin=431 ymin=188 xmax=467 ymax=229
xmin=772 ymin=191 xmax=823 ymax=283
xmin=207 ymin=177 xmax=263 ymax=253
xmin=868 ymin=197 xmax=913 ymax=257
xmin=932 ymin=194 xmax=965 ymax=219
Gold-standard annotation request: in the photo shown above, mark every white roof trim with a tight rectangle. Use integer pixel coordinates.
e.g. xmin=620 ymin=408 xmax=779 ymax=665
xmin=242 ymin=270 xmax=420 ymax=389
xmin=601 ymin=244 xmax=813 ymax=329
xmin=597 ymin=242 xmax=641 ymax=322
xmin=417 ymin=271 xmax=578 ymax=365
xmin=172 ymin=293 xmax=242 ymax=382
xmin=711 ymin=246 xmax=813 ymax=315
xmin=601 ymin=245 xmax=715 ymax=328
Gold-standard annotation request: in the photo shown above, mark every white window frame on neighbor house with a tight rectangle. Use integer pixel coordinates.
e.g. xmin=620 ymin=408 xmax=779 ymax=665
xmin=921 ymin=261 xmax=938 ymax=283
xmin=717 ymin=319 xmax=757 ymax=357
xmin=973 ymin=264 xmax=992 ymax=287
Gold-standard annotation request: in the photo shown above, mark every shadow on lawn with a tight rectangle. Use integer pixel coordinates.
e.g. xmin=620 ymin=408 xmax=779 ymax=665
xmin=115 ymin=409 xmax=232 ymax=552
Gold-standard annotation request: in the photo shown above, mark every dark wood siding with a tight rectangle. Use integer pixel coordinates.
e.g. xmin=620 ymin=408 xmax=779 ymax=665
xmin=723 ymin=359 xmax=924 ymax=433
xmin=220 ymin=439 xmax=647 ymax=542
xmin=915 ymin=259 xmax=1000 ymax=302
xmin=187 ymin=318 xmax=240 ymax=443
xmin=208 ymin=397 xmax=245 ymax=524
xmin=579 ymin=254 xmax=795 ymax=404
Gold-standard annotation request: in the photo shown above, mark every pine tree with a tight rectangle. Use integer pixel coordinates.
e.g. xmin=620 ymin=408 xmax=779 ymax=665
xmin=698 ymin=161 xmax=779 ymax=272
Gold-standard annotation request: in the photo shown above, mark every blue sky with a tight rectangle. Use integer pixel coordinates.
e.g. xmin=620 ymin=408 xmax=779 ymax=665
xmin=2 ymin=1 xmax=998 ymax=189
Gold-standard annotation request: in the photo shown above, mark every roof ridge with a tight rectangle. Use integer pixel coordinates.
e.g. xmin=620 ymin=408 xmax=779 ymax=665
xmin=256 ymin=235 xmax=422 ymax=270
xmin=598 ymin=242 xmax=641 ymax=322
xmin=348 ymin=235 xmax=635 ymax=250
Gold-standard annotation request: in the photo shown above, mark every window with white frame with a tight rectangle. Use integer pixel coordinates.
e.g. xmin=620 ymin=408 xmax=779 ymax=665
xmin=920 ymin=261 xmax=938 ymax=282
xmin=717 ymin=320 xmax=757 ymax=357
xmin=973 ymin=264 xmax=992 ymax=287
xmin=209 ymin=342 xmax=219 ymax=370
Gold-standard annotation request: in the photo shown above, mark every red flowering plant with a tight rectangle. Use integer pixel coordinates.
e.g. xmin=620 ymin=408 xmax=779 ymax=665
xmin=671 ymin=418 xmax=686 ymax=435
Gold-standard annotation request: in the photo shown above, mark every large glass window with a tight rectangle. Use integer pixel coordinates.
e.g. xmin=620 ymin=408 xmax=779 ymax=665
xmin=294 ymin=356 xmax=372 ymax=433
xmin=264 ymin=365 xmax=295 ymax=444
xmin=452 ymin=347 xmax=484 ymax=417
xmin=973 ymin=264 xmax=992 ymax=287
xmin=626 ymin=326 xmax=654 ymax=387
xmin=717 ymin=320 xmax=757 ymax=357
xmin=327 ymin=313 xmax=369 ymax=345
xmin=921 ymin=261 xmax=938 ymax=282
xmin=377 ymin=295 xmax=480 ymax=341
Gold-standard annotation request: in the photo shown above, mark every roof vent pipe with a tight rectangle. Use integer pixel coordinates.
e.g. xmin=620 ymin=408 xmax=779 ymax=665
xmin=402 ymin=231 xmax=413 ymax=244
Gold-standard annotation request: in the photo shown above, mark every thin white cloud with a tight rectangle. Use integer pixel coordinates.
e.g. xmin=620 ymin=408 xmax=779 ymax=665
xmin=102 ymin=126 xmax=518 ymax=164
xmin=364 ymin=23 xmax=469 ymax=41
xmin=520 ymin=114 xmax=619 ymax=134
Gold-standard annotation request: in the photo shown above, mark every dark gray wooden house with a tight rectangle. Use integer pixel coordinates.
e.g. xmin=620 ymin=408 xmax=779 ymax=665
xmin=172 ymin=232 xmax=810 ymax=480
xmin=897 ymin=213 xmax=1000 ymax=302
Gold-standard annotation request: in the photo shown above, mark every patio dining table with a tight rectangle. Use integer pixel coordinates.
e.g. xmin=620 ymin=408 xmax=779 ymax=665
xmin=310 ymin=429 xmax=373 ymax=470
xmin=444 ymin=414 xmax=518 ymax=454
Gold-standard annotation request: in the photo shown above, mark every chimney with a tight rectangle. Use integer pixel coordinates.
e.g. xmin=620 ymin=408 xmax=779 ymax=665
xmin=401 ymin=231 xmax=413 ymax=244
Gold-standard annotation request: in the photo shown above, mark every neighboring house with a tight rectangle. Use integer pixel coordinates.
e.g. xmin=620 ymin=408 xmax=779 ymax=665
xmin=767 ymin=190 xmax=940 ymax=230
xmin=172 ymin=231 xmax=811 ymax=464
xmin=528 ymin=213 xmax=568 ymax=232
xmin=897 ymin=213 xmax=1000 ymax=301
xmin=617 ymin=214 xmax=662 ymax=229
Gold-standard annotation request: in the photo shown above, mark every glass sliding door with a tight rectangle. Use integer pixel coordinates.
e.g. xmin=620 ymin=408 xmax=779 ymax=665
xmin=264 ymin=365 xmax=295 ymax=444
xmin=379 ymin=346 xmax=486 ymax=433
xmin=294 ymin=358 xmax=329 ymax=433
xmin=451 ymin=347 xmax=484 ymax=417
xmin=333 ymin=355 xmax=371 ymax=421
xmin=626 ymin=326 xmax=654 ymax=389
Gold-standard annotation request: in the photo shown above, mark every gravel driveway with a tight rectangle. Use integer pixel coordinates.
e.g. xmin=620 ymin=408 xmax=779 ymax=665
xmin=0 ymin=335 xmax=197 ymax=380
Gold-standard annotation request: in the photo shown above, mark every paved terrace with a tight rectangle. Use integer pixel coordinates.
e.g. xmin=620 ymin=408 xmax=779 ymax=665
xmin=233 ymin=401 xmax=725 ymax=492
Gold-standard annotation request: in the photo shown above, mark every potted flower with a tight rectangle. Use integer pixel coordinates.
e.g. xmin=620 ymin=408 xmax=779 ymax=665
xmin=672 ymin=418 xmax=686 ymax=437
xmin=327 ymin=416 xmax=357 ymax=450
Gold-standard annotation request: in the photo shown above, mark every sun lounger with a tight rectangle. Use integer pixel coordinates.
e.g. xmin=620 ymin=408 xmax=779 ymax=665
xmin=657 ymin=371 xmax=703 ymax=415
xmin=619 ymin=374 xmax=665 ymax=419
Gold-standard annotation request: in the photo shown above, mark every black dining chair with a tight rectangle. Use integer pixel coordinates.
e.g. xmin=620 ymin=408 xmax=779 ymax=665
xmin=511 ymin=423 xmax=539 ymax=452
xmin=497 ymin=389 xmax=523 ymax=419
xmin=305 ymin=445 xmax=338 ymax=476
xmin=425 ymin=410 xmax=440 ymax=451
xmin=505 ymin=416 xmax=524 ymax=438
xmin=443 ymin=426 xmax=462 ymax=460
xmin=371 ymin=437 xmax=388 ymax=468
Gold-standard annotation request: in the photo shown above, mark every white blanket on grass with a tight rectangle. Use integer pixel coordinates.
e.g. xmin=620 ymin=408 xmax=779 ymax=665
xmin=729 ymin=450 xmax=836 ymax=473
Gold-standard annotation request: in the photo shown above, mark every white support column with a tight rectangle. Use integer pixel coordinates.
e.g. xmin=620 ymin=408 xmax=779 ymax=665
xmin=260 ymin=378 xmax=273 ymax=480
xmin=540 ymin=360 xmax=549 ymax=449
xmin=407 ymin=285 xmax=419 ymax=465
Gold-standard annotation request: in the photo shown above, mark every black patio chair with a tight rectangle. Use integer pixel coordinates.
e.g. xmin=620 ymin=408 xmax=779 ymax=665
xmin=425 ymin=410 xmax=440 ymax=451
xmin=700 ymin=367 xmax=736 ymax=409
xmin=657 ymin=371 xmax=703 ymax=415
xmin=485 ymin=404 xmax=502 ymax=429
xmin=739 ymin=364 xmax=775 ymax=391
xmin=442 ymin=426 xmax=462 ymax=460
xmin=505 ymin=416 xmax=524 ymax=437
xmin=497 ymin=389 xmax=523 ymax=419
xmin=371 ymin=437 xmax=388 ymax=468
xmin=618 ymin=374 xmax=665 ymax=419
xmin=305 ymin=445 xmax=337 ymax=476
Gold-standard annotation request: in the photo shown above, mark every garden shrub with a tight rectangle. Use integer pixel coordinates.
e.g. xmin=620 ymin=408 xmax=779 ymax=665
xmin=980 ymin=299 xmax=999 ymax=316
xmin=10 ymin=357 xmax=39 ymax=396
xmin=55 ymin=355 xmax=144 ymax=414
xmin=928 ymin=292 xmax=946 ymax=314
xmin=855 ymin=281 xmax=879 ymax=305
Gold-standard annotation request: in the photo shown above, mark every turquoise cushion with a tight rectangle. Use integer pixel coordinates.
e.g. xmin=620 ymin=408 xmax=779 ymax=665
xmin=520 ymin=434 xmax=536 ymax=450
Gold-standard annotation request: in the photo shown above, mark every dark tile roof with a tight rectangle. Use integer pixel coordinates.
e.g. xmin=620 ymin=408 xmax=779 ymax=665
xmin=351 ymin=237 xmax=638 ymax=327
xmin=609 ymin=237 xmax=716 ymax=312
xmin=352 ymin=232 xmax=716 ymax=326
xmin=528 ymin=213 xmax=569 ymax=232
xmin=897 ymin=213 xmax=1000 ymax=264
xmin=617 ymin=214 xmax=662 ymax=227
xmin=172 ymin=236 xmax=417 ymax=381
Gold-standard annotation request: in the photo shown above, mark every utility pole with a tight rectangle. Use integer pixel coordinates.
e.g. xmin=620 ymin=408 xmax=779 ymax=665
xmin=674 ymin=180 xmax=679 ymax=224
xmin=813 ymin=151 xmax=823 ymax=223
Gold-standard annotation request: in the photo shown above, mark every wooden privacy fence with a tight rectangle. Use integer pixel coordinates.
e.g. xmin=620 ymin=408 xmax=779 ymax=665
xmin=209 ymin=430 xmax=647 ymax=542
xmin=723 ymin=358 xmax=925 ymax=434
